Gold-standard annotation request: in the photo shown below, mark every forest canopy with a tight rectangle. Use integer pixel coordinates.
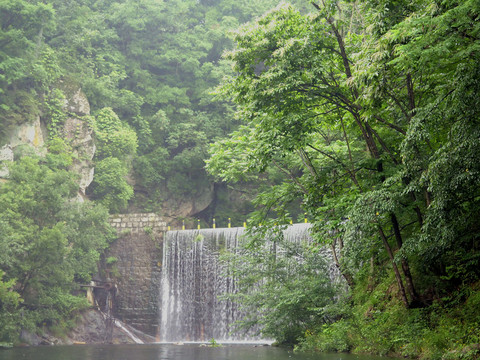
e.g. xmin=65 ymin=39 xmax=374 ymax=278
xmin=0 ymin=0 xmax=479 ymax=357
xmin=206 ymin=0 xmax=480 ymax=357
xmin=0 ymin=0 xmax=282 ymax=345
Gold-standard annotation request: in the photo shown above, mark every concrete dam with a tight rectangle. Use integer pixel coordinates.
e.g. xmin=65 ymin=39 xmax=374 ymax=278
xmin=106 ymin=214 xmax=333 ymax=342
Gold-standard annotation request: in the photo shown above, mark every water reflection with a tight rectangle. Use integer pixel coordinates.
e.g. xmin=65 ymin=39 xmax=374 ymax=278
xmin=0 ymin=344 xmax=382 ymax=360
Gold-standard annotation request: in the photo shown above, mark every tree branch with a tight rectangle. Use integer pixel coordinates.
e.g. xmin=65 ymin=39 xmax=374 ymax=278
xmin=373 ymin=114 xmax=407 ymax=135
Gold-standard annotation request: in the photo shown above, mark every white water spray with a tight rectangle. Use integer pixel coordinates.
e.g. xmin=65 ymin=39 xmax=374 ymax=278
xmin=158 ymin=223 xmax=337 ymax=343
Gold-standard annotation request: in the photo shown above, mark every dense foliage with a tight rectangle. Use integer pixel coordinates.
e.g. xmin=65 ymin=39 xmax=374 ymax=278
xmin=222 ymin=225 xmax=339 ymax=345
xmin=1 ymin=0 xmax=479 ymax=357
xmin=1 ymin=0 xmax=290 ymax=215
xmin=207 ymin=0 xmax=480 ymax=358
xmin=0 ymin=154 xmax=114 ymax=346
xmin=0 ymin=0 xmax=303 ymax=345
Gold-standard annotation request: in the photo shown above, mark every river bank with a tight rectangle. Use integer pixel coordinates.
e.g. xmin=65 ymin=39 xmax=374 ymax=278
xmin=295 ymin=281 xmax=480 ymax=360
xmin=11 ymin=309 xmax=154 ymax=347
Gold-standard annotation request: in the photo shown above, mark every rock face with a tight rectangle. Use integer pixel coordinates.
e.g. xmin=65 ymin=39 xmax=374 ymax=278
xmin=0 ymin=144 xmax=14 ymax=178
xmin=63 ymin=86 xmax=90 ymax=116
xmin=61 ymin=115 xmax=96 ymax=200
xmin=0 ymin=116 xmax=47 ymax=178
xmin=156 ymin=184 xmax=215 ymax=220
xmin=67 ymin=309 xmax=136 ymax=345
xmin=18 ymin=309 xmax=144 ymax=346
xmin=9 ymin=115 xmax=46 ymax=153
xmin=59 ymin=84 xmax=95 ymax=200
xmin=0 ymin=84 xmax=95 ymax=200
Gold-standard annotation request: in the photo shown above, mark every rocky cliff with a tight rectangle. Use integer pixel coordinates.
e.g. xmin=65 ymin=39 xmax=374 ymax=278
xmin=0 ymin=84 xmax=95 ymax=200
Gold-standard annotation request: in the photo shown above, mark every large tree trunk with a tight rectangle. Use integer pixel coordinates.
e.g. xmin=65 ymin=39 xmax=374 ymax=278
xmin=378 ymin=225 xmax=409 ymax=307
xmin=331 ymin=238 xmax=355 ymax=288
xmin=390 ymin=213 xmax=420 ymax=306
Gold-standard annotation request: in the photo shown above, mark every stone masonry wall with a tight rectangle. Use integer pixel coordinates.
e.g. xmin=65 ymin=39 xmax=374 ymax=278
xmin=109 ymin=213 xmax=167 ymax=234
xmin=107 ymin=213 xmax=167 ymax=337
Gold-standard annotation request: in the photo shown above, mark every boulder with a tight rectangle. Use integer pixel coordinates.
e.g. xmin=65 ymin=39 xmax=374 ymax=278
xmin=61 ymin=115 xmax=96 ymax=197
xmin=0 ymin=144 xmax=14 ymax=178
xmin=60 ymin=81 xmax=91 ymax=116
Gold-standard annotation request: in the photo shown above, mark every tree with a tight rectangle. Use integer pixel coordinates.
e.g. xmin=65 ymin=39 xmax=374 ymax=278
xmin=89 ymin=156 xmax=134 ymax=212
xmin=369 ymin=0 xmax=480 ymax=286
xmin=207 ymin=3 xmax=384 ymax=299
xmin=92 ymin=107 xmax=137 ymax=160
xmin=0 ymin=0 xmax=55 ymax=140
xmin=0 ymin=270 xmax=21 ymax=346
xmin=208 ymin=0 xmax=480 ymax=316
xmin=87 ymin=107 xmax=137 ymax=212
xmin=0 ymin=155 xmax=114 ymax=342
xmin=222 ymin=226 xmax=337 ymax=344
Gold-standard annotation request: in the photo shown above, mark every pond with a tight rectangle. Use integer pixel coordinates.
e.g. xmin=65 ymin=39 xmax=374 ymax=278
xmin=0 ymin=343 xmax=383 ymax=360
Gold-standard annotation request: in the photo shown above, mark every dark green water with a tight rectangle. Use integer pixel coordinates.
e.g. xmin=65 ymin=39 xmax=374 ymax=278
xmin=0 ymin=344 xmax=382 ymax=360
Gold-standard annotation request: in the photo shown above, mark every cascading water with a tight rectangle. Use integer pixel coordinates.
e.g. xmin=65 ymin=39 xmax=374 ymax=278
xmin=282 ymin=223 xmax=340 ymax=283
xmin=159 ymin=227 xmax=248 ymax=342
xmin=159 ymin=223 xmax=337 ymax=343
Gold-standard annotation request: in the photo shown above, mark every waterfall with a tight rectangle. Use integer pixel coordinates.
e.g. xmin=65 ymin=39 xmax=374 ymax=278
xmin=113 ymin=319 xmax=144 ymax=344
xmin=159 ymin=227 xmax=248 ymax=342
xmin=158 ymin=223 xmax=336 ymax=343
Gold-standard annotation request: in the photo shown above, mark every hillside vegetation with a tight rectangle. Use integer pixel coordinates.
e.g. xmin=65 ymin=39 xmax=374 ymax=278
xmin=0 ymin=0 xmax=277 ymax=346
xmin=1 ymin=0 xmax=479 ymax=357
xmin=206 ymin=1 xmax=480 ymax=358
